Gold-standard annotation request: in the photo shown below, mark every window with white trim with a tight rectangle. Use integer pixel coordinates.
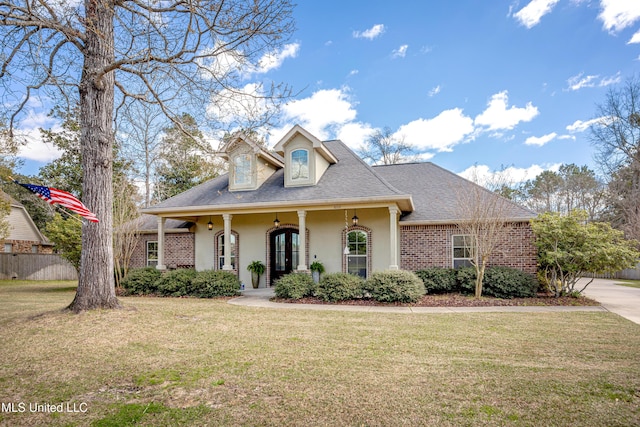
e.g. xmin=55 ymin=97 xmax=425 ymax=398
xmin=346 ymin=230 xmax=368 ymax=278
xmin=233 ymin=154 xmax=252 ymax=186
xmin=290 ymin=149 xmax=309 ymax=181
xmin=452 ymin=235 xmax=474 ymax=268
xmin=146 ymin=241 xmax=158 ymax=266
xmin=217 ymin=233 xmax=237 ymax=270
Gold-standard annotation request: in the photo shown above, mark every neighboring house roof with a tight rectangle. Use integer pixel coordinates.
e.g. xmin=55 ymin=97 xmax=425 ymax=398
xmin=373 ymin=162 xmax=536 ymax=223
xmin=1 ymin=191 xmax=52 ymax=244
xmin=144 ymin=140 xmax=414 ymax=215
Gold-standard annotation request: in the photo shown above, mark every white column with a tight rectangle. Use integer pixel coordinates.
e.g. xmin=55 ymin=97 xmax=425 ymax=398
xmin=389 ymin=206 xmax=399 ymax=270
xmin=222 ymin=214 xmax=233 ymax=270
xmin=297 ymin=210 xmax=307 ymax=271
xmin=156 ymin=217 xmax=166 ymax=270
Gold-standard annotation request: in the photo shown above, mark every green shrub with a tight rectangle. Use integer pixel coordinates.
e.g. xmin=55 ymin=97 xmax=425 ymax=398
xmin=120 ymin=267 xmax=162 ymax=295
xmin=156 ymin=269 xmax=197 ymax=297
xmin=455 ymin=267 xmax=477 ymax=295
xmin=315 ymin=273 xmax=364 ymax=302
xmin=483 ymin=266 xmax=538 ymax=298
xmin=274 ymin=273 xmax=315 ymax=300
xmin=415 ymin=267 xmax=457 ymax=294
xmin=456 ymin=266 xmax=538 ymax=298
xmin=364 ymin=270 xmax=425 ymax=303
xmin=191 ymin=270 xmax=241 ymax=298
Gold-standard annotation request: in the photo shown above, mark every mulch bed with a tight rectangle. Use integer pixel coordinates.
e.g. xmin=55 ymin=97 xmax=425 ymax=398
xmin=272 ymin=293 xmax=601 ymax=307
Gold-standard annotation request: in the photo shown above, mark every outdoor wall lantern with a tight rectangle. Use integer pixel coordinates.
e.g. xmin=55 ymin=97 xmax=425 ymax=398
xmin=352 ymin=209 xmax=359 ymax=226
xmin=207 ymin=216 xmax=214 ymax=231
xmin=273 ymin=214 xmax=280 ymax=228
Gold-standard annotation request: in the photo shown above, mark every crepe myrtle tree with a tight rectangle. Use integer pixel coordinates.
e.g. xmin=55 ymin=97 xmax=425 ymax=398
xmin=531 ymin=210 xmax=640 ymax=297
xmin=0 ymin=0 xmax=295 ymax=312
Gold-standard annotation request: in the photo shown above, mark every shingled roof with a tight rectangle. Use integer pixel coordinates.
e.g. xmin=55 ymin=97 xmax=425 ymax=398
xmin=144 ymin=140 xmax=413 ymax=214
xmin=143 ymin=139 xmax=535 ymax=224
xmin=373 ymin=162 xmax=536 ymax=223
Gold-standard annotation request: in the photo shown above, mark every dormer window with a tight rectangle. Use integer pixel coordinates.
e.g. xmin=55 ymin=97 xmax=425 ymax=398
xmin=233 ymin=154 xmax=252 ymax=186
xmin=291 ymin=149 xmax=309 ymax=181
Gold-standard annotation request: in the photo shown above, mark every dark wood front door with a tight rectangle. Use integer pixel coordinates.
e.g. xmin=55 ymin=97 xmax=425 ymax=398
xmin=270 ymin=228 xmax=299 ymax=283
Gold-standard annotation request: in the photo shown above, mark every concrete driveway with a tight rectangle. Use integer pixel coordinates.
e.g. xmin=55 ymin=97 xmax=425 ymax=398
xmin=582 ymin=278 xmax=640 ymax=325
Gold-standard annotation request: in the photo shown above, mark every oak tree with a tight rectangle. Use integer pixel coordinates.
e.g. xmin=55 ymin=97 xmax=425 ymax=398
xmin=1 ymin=0 xmax=295 ymax=312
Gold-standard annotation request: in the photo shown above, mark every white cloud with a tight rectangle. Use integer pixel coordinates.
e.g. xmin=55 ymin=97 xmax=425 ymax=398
xmin=459 ymin=163 xmax=562 ymax=185
xmin=206 ymin=82 xmax=269 ymax=125
xmin=630 ymin=29 xmax=640 ymax=44
xmin=524 ymin=132 xmax=557 ymax=146
xmin=15 ymin=111 xmax=64 ymax=162
xmin=474 ymin=91 xmax=539 ymax=131
xmin=513 ymin=0 xmax=560 ymax=29
xmin=599 ymin=71 xmax=622 ymax=86
xmin=566 ymin=72 xmax=621 ymax=91
xmin=336 ymin=122 xmax=376 ymax=150
xmin=353 ymin=24 xmax=385 ymax=40
xmin=428 ymin=85 xmax=441 ymax=97
xmin=280 ymin=88 xmax=357 ymax=139
xmin=566 ymin=72 xmax=599 ymax=91
xmin=255 ymin=43 xmax=300 ymax=74
xmin=598 ymin=0 xmax=640 ymax=34
xmin=395 ymin=109 xmax=475 ymax=152
xmin=392 ymin=44 xmax=409 ymax=58
xmin=566 ymin=116 xmax=608 ymax=132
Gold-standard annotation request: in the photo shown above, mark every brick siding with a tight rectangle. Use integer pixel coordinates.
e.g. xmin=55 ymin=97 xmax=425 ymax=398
xmin=400 ymin=222 xmax=537 ymax=274
xmin=130 ymin=233 xmax=195 ymax=269
xmin=1 ymin=239 xmax=53 ymax=254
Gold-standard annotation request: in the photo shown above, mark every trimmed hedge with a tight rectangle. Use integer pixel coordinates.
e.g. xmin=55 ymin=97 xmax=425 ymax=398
xmin=156 ymin=269 xmax=197 ymax=297
xmin=456 ymin=267 xmax=538 ymax=298
xmin=120 ymin=267 xmax=162 ymax=295
xmin=121 ymin=267 xmax=244 ymax=298
xmin=274 ymin=273 xmax=315 ymax=300
xmin=364 ymin=270 xmax=425 ymax=303
xmin=315 ymin=273 xmax=364 ymax=302
xmin=191 ymin=270 xmax=241 ymax=297
xmin=415 ymin=267 xmax=457 ymax=294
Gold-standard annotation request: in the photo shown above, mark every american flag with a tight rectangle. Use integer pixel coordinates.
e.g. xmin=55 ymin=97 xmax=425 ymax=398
xmin=15 ymin=181 xmax=99 ymax=223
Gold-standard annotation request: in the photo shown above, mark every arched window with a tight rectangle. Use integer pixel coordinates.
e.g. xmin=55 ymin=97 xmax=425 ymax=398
xmin=342 ymin=226 xmax=371 ymax=278
xmin=215 ymin=230 xmax=238 ymax=271
xmin=290 ymin=149 xmax=309 ymax=181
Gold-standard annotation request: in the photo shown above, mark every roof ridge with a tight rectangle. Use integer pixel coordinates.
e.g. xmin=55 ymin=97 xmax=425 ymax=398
xmin=324 ymin=140 xmax=408 ymax=196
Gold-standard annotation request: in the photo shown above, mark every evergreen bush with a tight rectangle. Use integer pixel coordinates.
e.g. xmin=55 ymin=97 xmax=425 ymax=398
xmin=191 ymin=270 xmax=241 ymax=298
xmin=120 ymin=267 xmax=162 ymax=295
xmin=156 ymin=269 xmax=197 ymax=297
xmin=274 ymin=273 xmax=315 ymax=300
xmin=364 ymin=270 xmax=425 ymax=303
xmin=456 ymin=266 xmax=538 ymax=298
xmin=415 ymin=267 xmax=457 ymax=294
xmin=315 ymin=273 xmax=364 ymax=302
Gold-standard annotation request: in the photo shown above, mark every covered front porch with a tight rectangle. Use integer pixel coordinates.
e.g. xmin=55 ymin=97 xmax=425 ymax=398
xmin=153 ymin=204 xmax=404 ymax=287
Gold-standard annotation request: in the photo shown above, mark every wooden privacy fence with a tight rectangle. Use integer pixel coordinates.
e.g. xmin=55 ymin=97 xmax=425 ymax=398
xmin=590 ymin=262 xmax=640 ymax=280
xmin=0 ymin=253 xmax=78 ymax=281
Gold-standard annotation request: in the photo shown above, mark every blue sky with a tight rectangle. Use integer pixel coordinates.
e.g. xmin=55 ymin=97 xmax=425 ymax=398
xmin=13 ymin=0 xmax=640 ymax=183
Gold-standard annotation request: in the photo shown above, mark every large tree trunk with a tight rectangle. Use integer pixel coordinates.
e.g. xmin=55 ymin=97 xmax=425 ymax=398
xmin=68 ymin=0 xmax=120 ymax=312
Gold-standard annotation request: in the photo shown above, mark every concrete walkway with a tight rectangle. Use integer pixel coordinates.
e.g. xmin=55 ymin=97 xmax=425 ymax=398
xmin=228 ymin=283 xmax=640 ymax=319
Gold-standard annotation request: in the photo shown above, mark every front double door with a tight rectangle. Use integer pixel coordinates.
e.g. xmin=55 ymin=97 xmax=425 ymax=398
xmin=270 ymin=228 xmax=299 ymax=283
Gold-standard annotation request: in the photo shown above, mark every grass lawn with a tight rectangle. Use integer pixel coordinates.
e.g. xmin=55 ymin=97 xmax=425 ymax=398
xmin=0 ymin=280 xmax=639 ymax=427
xmin=615 ymin=279 xmax=640 ymax=289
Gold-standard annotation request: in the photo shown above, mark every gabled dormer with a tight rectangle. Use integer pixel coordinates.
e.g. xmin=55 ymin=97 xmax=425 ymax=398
xmin=273 ymin=125 xmax=338 ymax=187
xmin=219 ymin=133 xmax=284 ymax=192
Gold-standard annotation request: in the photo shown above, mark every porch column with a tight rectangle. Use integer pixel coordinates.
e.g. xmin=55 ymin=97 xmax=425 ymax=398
xmin=297 ymin=210 xmax=307 ymax=271
xmin=222 ymin=214 xmax=233 ymax=270
xmin=389 ymin=206 xmax=399 ymax=270
xmin=156 ymin=217 xmax=166 ymax=270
